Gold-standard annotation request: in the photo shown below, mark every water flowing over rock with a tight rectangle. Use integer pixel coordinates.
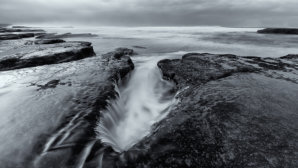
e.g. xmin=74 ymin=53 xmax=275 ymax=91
xmin=97 ymin=56 xmax=176 ymax=153
xmin=0 ymin=47 xmax=134 ymax=167
xmin=114 ymin=53 xmax=298 ymax=167
xmin=0 ymin=24 xmax=134 ymax=167
xmin=2 ymin=24 xmax=298 ymax=167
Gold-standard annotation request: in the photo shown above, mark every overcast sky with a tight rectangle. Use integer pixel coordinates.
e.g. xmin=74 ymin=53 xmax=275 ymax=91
xmin=0 ymin=0 xmax=297 ymax=27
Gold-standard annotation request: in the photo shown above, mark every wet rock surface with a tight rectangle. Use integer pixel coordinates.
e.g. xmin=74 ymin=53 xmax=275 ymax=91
xmin=257 ymin=28 xmax=298 ymax=35
xmin=115 ymin=53 xmax=298 ymax=168
xmin=0 ymin=24 xmax=137 ymax=168
xmin=0 ymin=41 xmax=95 ymax=71
xmin=0 ymin=47 xmax=134 ymax=168
xmin=103 ymin=47 xmax=135 ymax=60
xmin=0 ymin=26 xmax=95 ymax=71
xmin=2 ymin=24 xmax=298 ymax=168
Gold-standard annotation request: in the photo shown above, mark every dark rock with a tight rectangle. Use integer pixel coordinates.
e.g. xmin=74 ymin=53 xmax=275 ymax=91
xmin=102 ymin=48 xmax=135 ymax=60
xmin=280 ymin=54 xmax=298 ymax=59
xmin=158 ymin=53 xmax=259 ymax=88
xmin=34 ymin=80 xmax=61 ymax=90
xmin=31 ymin=80 xmax=73 ymax=90
xmin=36 ymin=32 xmax=98 ymax=39
xmin=12 ymin=26 xmax=30 ymax=28
xmin=0 ymin=41 xmax=95 ymax=71
xmin=257 ymin=28 xmax=298 ymax=35
xmin=0 ymin=33 xmax=35 ymax=40
xmin=115 ymin=53 xmax=298 ymax=168
xmin=132 ymin=45 xmax=147 ymax=49
xmin=0 ymin=27 xmax=22 ymax=33
xmin=34 ymin=39 xmax=65 ymax=44
xmin=0 ymin=27 xmax=45 ymax=33
xmin=24 ymin=41 xmax=34 ymax=45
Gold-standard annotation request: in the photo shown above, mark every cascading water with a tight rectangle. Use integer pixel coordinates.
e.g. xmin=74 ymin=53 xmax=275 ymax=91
xmin=96 ymin=56 xmax=177 ymax=152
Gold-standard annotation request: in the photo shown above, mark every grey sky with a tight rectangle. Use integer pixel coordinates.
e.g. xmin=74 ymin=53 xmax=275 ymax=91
xmin=0 ymin=0 xmax=297 ymax=27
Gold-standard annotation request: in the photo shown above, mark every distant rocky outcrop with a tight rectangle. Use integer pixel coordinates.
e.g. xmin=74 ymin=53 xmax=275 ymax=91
xmin=12 ymin=26 xmax=31 ymax=28
xmin=257 ymin=28 xmax=298 ymax=35
xmin=114 ymin=53 xmax=298 ymax=167
xmin=0 ymin=25 xmax=46 ymax=40
xmin=34 ymin=39 xmax=65 ymax=44
xmin=36 ymin=32 xmax=98 ymax=39
xmin=0 ymin=41 xmax=95 ymax=71
xmin=0 ymin=33 xmax=35 ymax=40
xmin=0 ymin=27 xmax=45 ymax=33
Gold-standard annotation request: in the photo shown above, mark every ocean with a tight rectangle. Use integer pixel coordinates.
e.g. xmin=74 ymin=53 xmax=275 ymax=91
xmin=41 ymin=26 xmax=298 ymax=57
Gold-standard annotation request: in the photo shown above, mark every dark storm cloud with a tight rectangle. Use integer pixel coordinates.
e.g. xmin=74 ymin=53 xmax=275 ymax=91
xmin=0 ymin=0 xmax=298 ymax=27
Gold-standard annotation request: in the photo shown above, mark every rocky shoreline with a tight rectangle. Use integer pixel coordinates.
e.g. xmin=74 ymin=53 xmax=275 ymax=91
xmin=0 ymin=25 xmax=134 ymax=167
xmin=1 ymin=25 xmax=298 ymax=167
xmin=114 ymin=53 xmax=298 ymax=167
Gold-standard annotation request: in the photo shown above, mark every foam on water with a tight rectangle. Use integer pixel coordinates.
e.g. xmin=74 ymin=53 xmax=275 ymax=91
xmin=40 ymin=26 xmax=298 ymax=57
xmin=96 ymin=56 xmax=177 ymax=152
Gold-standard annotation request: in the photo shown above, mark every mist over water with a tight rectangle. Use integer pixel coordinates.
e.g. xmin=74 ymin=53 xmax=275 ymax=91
xmin=96 ymin=56 xmax=177 ymax=152
xmin=42 ymin=26 xmax=298 ymax=57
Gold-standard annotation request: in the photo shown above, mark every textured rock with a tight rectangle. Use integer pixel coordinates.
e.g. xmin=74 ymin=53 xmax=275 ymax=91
xmin=36 ymin=32 xmax=98 ymax=39
xmin=102 ymin=47 xmax=135 ymax=60
xmin=0 ymin=41 xmax=95 ymax=71
xmin=0 ymin=48 xmax=134 ymax=168
xmin=0 ymin=33 xmax=35 ymax=40
xmin=115 ymin=53 xmax=298 ymax=168
xmin=0 ymin=27 xmax=45 ymax=33
xmin=257 ymin=28 xmax=298 ymax=35
xmin=34 ymin=39 xmax=65 ymax=44
xmin=281 ymin=54 xmax=298 ymax=59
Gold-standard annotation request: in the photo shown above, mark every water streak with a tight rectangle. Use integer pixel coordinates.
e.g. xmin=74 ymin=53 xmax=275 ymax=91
xmin=96 ymin=56 xmax=176 ymax=152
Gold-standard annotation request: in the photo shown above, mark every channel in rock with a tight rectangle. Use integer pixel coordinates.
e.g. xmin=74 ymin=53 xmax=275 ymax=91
xmin=96 ymin=56 xmax=177 ymax=153
xmin=114 ymin=53 xmax=298 ymax=168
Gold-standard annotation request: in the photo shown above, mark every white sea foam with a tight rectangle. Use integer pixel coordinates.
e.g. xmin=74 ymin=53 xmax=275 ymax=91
xmin=40 ymin=26 xmax=298 ymax=57
xmin=96 ymin=56 xmax=177 ymax=152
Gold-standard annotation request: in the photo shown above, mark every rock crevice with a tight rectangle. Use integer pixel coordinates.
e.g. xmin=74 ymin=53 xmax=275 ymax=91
xmin=114 ymin=53 xmax=298 ymax=168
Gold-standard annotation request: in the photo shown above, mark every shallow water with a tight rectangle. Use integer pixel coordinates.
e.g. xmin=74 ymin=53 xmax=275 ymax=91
xmin=41 ymin=26 xmax=298 ymax=57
